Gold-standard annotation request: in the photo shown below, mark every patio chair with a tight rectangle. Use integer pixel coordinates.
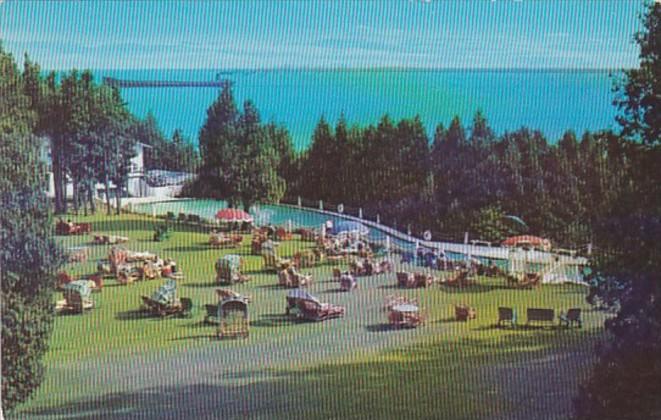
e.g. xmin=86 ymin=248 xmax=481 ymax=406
xmin=414 ymin=272 xmax=434 ymax=288
xmin=559 ymin=308 xmax=582 ymax=328
xmin=497 ymin=307 xmax=517 ymax=328
xmin=454 ymin=304 xmax=477 ymax=321
xmin=204 ymin=303 xmax=220 ymax=324
xmin=339 ymin=273 xmax=357 ymax=291
xmin=396 ymin=272 xmax=415 ymax=288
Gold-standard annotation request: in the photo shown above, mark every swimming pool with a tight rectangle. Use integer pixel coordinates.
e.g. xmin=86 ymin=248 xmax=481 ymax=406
xmin=129 ymin=198 xmax=587 ymax=283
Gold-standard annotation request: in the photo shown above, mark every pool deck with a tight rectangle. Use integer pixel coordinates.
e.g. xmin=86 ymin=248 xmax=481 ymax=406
xmin=123 ymin=197 xmax=588 ymax=269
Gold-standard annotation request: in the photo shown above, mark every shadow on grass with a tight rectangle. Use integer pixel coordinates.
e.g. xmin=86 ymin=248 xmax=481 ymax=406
xmin=320 ymin=287 xmax=346 ymax=294
xmin=20 ymin=327 xmax=603 ymax=420
xmin=365 ymin=323 xmax=393 ymax=332
xmin=163 ymin=244 xmax=212 ymax=253
xmin=89 ymin=218 xmax=208 ymax=235
xmin=438 ymin=283 xmax=508 ymax=294
xmin=183 ymin=281 xmax=216 ymax=289
xmin=255 ymin=284 xmax=283 ymax=290
xmin=170 ymin=334 xmax=213 ymax=342
xmin=115 ymin=309 xmax=152 ymax=321
xmin=251 ymin=313 xmax=299 ymax=328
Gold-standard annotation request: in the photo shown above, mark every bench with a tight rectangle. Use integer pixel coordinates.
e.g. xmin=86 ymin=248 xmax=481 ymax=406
xmin=497 ymin=307 xmax=517 ymax=328
xmin=526 ymin=308 xmax=555 ymax=327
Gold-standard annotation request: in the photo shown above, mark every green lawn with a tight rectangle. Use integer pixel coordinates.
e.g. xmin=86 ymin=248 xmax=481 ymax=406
xmin=16 ymin=212 xmax=603 ymax=419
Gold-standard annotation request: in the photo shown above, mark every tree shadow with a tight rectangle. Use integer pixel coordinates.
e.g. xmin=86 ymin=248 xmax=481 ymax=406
xmin=255 ymin=284 xmax=283 ymax=290
xmin=115 ymin=309 xmax=152 ymax=321
xmin=90 ymin=218 xmax=214 ymax=235
xmin=365 ymin=323 xmax=393 ymax=333
xmin=183 ymin=281 xmax=216 ymax=289
xmin=438 ymin=283 xmax=502 ymax=294
xmin=251 ymin=313 xmax=299 ymax=328
xmin=163 ymin=244 xmax=211 ymax=253
xmin=170 ymin=334 xmax=213 ymax=342
xmin=320 ymin=288 xmax=348 ymax=294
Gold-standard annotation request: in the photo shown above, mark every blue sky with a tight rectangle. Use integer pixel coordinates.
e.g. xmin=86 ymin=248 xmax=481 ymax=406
xmin=0 ymin=0 xmax=643 ymax=70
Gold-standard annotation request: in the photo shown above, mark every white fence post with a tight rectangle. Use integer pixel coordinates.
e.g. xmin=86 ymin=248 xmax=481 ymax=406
xmin=319 ymin=200 xmax=323 ymax=211
xmin=359 ymin=208 xmax=363 ymax=219
xmin=297 ymin=196 xmax=302 ymax=207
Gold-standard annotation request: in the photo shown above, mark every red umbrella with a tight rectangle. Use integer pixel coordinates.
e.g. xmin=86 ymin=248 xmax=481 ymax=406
xmin=215 ymin=208 xmax=253 ymax=223
xmin=501 ymin=235 xmax=551 ymax=251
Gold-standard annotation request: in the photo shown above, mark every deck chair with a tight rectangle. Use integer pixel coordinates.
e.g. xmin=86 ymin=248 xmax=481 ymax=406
xmin=396 ymin=272 xmax=414 ymax=288
xmin=179 ymin=297 xmax=194 ymax=318
xmin=559 ymin=308 xmax=582 ymax=328
xmin=204 ymin=303 xmax=220 ymax=324
xmin=497 ymin=307 xmax=517 ymax=328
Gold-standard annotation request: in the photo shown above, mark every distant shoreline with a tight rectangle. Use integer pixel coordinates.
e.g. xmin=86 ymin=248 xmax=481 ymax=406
xmin=47 ymin=67 xmax=624 ymax=74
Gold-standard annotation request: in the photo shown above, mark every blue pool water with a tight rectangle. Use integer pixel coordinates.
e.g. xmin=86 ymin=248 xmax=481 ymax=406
xmin=133 ymin=199 xmax=493 ymax=265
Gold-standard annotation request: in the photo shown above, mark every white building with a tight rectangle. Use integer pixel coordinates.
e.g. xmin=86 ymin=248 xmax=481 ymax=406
xmin=39 ymin=138 xmax=151 ymax=198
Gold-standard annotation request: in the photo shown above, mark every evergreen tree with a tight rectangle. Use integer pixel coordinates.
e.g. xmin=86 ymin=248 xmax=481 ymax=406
xmin=0 ymin=133 xmax=65 ymax=413
xmin=575 ymin=3 xmax=661 ymax=418
xmin=198 ymin=81 xmax=239 ymax=198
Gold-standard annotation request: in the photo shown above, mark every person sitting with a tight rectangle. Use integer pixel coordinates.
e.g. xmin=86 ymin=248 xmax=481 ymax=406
xmin=363 ymin=258 xmax=374 ymax=275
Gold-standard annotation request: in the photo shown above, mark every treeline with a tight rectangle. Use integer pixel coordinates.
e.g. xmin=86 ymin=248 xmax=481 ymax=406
xmin=285 ymin=112 xmax=633 ymax=248
xmin=1 ymin=44 xmax=199 ymax=215
xmin=187 ymin=81 xmax=295 ymax=210
xmin=133 ymin=112 xmax=200 ymax=172
xmin=191 ymin=82 xmax=636 ymax=248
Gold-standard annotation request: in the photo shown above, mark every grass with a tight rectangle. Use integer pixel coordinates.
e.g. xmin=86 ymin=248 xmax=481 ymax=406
xmin=16 ymin=211 xmax=604 ymax=419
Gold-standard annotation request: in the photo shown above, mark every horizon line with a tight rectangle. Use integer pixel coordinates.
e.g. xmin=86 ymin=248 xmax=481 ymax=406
xmin=43 ymin=66 xmax=629 ymax=73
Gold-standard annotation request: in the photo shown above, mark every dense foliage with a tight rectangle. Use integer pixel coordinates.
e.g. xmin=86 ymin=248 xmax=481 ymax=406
xmin=574 ymin=3 xmax=661 ymax=419
xmin=286 ymin=113 xmax=633 ymax=248
xmin=0 ymin=47 xmax=65 ymax=413
xmin=191 ymin=82 xmax=290 ymax=209
xmin=131 ymin=112 xmax=199 ymax=172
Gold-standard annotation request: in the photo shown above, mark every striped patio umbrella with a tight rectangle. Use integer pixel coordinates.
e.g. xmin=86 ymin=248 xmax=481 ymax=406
xmin=215 ymin=208 xmax=254 ymax=223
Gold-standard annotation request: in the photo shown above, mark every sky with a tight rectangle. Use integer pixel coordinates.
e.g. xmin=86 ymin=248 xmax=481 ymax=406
xmin=0 ymin=0 xmax=644 ymax=70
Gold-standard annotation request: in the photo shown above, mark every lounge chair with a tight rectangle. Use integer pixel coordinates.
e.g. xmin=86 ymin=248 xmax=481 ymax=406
xmin=277 ymin=268 xmax=310 ymax=288
xmin=454 ymin=304 xmax=476 ymax=321
xmin=384 ymin=295 xmax=418 ymax=312
xmin=388 ymin=304 xmax=425 ymax=328
xmin=204 ymin=303 xmax=220 ymax=324
xmin=285 ymin=290 xmax=344 ymax=321
xmin=56 ymin=280 xmax=94 ymax=314
xmin=218 ymin=298 xmax=249 ymax=339
xmin=396 ymin=272 xmax=415 ymax=288
xmin=216 ymin=255 xmax=249 ymax=285
xmin=414 ymin=272 xmax=434 ymax=288
xmin=508 ymin=273 xmax=541 ymax=289
xmin=497 ymin=307 xmax=517 ymax=328
xmin=339 ymin=273 xmax=357 ymax=291
xmin=297 ymin=299 xmax=345 ymax=322
xmin=262 ymin=253 xmax=291 ymax=273
xmin=559 ymin=308 xmax=582 ymax=328
xmin=141 ymin=295 xmax=184 ymax=317
xmin=442 ymin=270 xmax=469 ymax=287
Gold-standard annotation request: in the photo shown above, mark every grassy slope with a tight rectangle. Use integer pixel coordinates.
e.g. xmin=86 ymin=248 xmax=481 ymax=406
xmin=18 ymin=212 xmax=603 ymax=419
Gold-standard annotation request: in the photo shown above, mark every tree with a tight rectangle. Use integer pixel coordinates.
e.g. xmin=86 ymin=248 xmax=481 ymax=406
xmin=195 ymin=87 xmax=286 ymax=208
xmin=575 ymin=3 xmax=661 ymax=418
xmin=197 ymin=81 xmax=240 ymax=198
xmin=0 ymin=44 xmax=36 ymax=135
xmin=469 ymin=205 xmax=512 ymax=243
xmin=0 ymin=132 xmax=65 ymax=413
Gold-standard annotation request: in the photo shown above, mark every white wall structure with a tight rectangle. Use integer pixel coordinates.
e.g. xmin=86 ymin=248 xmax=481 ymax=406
xmin=39 ymin=138 xmax=152 ymax=198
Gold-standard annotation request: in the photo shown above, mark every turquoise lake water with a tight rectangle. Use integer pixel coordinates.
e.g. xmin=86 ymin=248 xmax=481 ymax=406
xmin=98 ymin=69 xmax=618 ymax=149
